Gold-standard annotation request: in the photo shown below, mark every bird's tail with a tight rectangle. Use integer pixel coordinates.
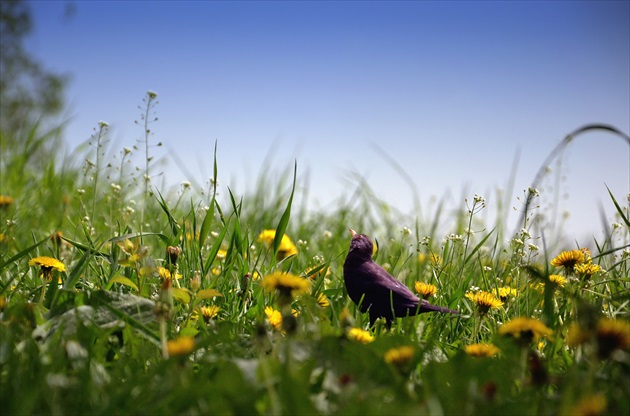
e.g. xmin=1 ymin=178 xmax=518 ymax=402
xmin=418 ymin=299 xmax=458 ymax=315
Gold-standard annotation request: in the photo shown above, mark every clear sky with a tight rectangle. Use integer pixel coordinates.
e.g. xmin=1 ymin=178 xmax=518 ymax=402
xmin=26 ymin=0 xmax=630 ymax=243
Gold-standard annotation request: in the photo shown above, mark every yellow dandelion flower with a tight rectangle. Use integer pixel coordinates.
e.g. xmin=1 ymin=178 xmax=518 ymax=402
xmin=200 ymin=305 xmax=220 ymax=322
xmin=499 ymin=317 xmax=552 ymax=344
xmin=347 ymin=327 xmax=375 ymax=344
xmin=548 ymin=274 xmax=567 ymax=288
xmin=465 ymin=343 xmax=500 ymax=357
xmin=257 ymin=229 xmax=298 ymax=259
xmin=493 ymin=286 xmax=518 ymax=302
xmin=315 ymin=292 xmax=330 ymax=308
xmin=0 ymin=195 xmax=14 ymax=208
xmin=262 ymin=272 xmax=310 ymax=300
xmin=29 ymin=256 xmax=65 ymax=281
xmin=570 ymin=394 xmax=607 ymax=416
xmin=465 ymin=291 xmax=503 ymax=315
xmin=265 ymin=306 xmax=283 ymax=330
xmin=595 ymin=318 xmax=630 ymax=359
xmin=157 ymin=267 xmax=182 ymax=281
xmin=216 ymin=249 xmax=227 ymax=260
xmin=415 ymin=282 xmax=437 ymax=298
xmin=550 ymin=249 xmax=584 ymax=271
xmin=384 ymin=346 xmax=415 ymax=365
xmin=574 ymin=262 xmax=603 ymax=280
xmin=257 ymin=229 xmax=276 ymax=245
xmin=166 ymin=336 xmax=196 ymax=357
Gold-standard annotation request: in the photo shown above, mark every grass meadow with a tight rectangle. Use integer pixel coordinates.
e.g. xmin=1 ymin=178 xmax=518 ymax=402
xmin=1 ymin=93 xmax=629 ymax=415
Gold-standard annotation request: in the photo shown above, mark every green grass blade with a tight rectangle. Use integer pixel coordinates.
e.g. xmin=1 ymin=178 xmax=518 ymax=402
xmin=273 ymin=160 xmax=297 ymax=255
xmin=606 ymin=185 xmax=630 ymax=228
xmin=199 ymin=141 xmax=219 ymax=247
xmin=107 ymin=232 xmax=169 ymax=246
xmin=62 ymin=246 xmax=93 ymax=290
xmin=203 ymin=214 xmax=232 ymax=277
xmin=0 ymin=236 xmax=49 ymax=272
xmin=463 ymin=227 xmax=495 ymax=266
xmin=155 ymin=190 xmax=180 ymax=241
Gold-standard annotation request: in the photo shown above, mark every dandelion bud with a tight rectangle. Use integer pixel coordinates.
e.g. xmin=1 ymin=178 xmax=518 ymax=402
xmin=166 ymin=246 xmax=181 ymax=266
xmin=190 ymin=273 xmax=201 ymax=291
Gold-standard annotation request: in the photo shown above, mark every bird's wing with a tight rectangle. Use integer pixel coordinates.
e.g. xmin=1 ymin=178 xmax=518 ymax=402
xmin=349 ymin=261 xmax=419 ymax=312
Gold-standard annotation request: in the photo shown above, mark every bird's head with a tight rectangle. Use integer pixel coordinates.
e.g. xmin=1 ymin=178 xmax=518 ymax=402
xmin=347 ymin=229 xmax=375 ymax=260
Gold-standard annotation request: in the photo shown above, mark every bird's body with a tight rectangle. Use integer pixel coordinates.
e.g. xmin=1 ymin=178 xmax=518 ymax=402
xmin=343 ymin=230 xmax=457 ymax=327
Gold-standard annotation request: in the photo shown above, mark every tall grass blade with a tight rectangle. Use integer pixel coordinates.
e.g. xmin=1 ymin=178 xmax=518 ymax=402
xmin=203 ymin=214 xmax=232 ymax=277
xmin=155 ymin=190 xmax=180 ymax=241
xmin=273 ymin=160 xmax=297 ymax=255
xmin=199 ymin=141 xmax=219 ymax=247
xmin=0 ymin=236 xmax=48 ymax=273
xmin=62 ymin=247 xmax=93 ymax=290
xmin=606 ymin=185 xmax=630 ymax=228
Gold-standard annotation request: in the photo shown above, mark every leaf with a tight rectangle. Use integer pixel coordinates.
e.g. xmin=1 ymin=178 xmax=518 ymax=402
xmin=109 ymin=275 xmax=139 ymax=291
xmin=273 ymin=160 xmax=297 ymax=255
xmin=172 ymin=287 xmax=191 ymax=304
xmin=197 ymin=288 xmax=223 ymax=299
xmin=180 ymin=326 xmax=199 ymax=338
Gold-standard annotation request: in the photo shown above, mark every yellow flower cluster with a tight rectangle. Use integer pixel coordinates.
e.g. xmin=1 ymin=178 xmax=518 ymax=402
xmin=493 ymin=286 xmax=517 ymax=302
xmin=347 ymin=328 xmax=375 ymax=344
xmin=265 ymin=306 xmax=283 ymax=330
xmin=568 ymin=318 xmax=630 ymax=359
xmin=257 ymin=229 xmax=298 ymax=259
xmin=264 ymin=306 xmax=299 ymax=332
xmin=261 ymin=272 xmax=310 ymax=297
xmin=0 ymin=195 xmax=14 ymax=208
xmin=465 ymin=291 xmax=503 ymax=314
xmin=200 ymin=305 xmax=220 ymax=322
xmin=384 ymin=346 xmax=415 ymax=365
xmin=465 ymin=343 xmax=500 ymax=357
xmin=498 ymin=317 xmax=552 ymax=343
xmin=167 ymin=336 xmax=196 ymax=357
xmin=28 ymin=256 xmax=66 ymax=280
xmin=550 ymin=249 xmax=585 ymax=271
xmin=414 ymin=282 xmax=437 ymax=298
xmin=550 ymin=248 xmax=603 ymax=277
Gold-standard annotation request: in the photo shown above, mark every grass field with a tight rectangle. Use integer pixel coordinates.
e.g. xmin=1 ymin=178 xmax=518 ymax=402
xmin=1 ymin=96 xmax=629 ymax=415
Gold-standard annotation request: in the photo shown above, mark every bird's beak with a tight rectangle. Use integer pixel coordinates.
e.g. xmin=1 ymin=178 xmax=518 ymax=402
xmin=349 ymin=228 xmax=357 ymax=237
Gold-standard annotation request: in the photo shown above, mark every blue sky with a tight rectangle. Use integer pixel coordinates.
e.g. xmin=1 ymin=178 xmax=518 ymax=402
xmin=27 ymin=1 xmax=629 ymax=243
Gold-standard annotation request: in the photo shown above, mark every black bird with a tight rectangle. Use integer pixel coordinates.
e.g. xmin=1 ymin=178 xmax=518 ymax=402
xmin=343 ymin=229 xmax=457 ymax=327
